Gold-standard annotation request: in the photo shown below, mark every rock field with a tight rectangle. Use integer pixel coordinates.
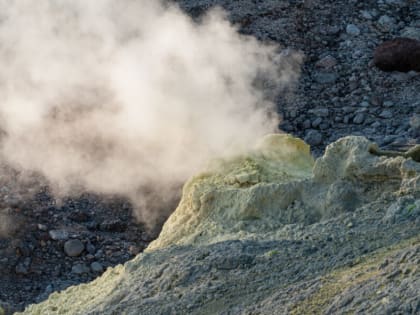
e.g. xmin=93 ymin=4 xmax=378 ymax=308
xmin=175 ymin=0 xmax=420 ymax=153
xmin=1 ymin=0 xmax=420 ymax=314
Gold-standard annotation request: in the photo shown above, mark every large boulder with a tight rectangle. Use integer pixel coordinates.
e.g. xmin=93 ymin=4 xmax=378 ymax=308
xmin=373 ymin=37 xmax=420 ymax=72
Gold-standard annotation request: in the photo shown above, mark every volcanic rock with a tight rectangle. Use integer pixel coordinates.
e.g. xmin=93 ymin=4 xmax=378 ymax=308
xmin=373 ymin=38 xmax=420 ymax=72
xmin=304 ymin=130 xmax=323 ymax=146
xmin=346 ymin=24 xmax=360 ymax=36
xmin=99 ymin=220 xmax=127 ymax=232
xmin=48 ymin=230 xmax=69 ymax=241
xmin=64 ymin=240 xmax=84 ymax=257
xmin=315 ymin=56 xmax=337 ymax=70
xmin=71 ymin=264 xmax=89 ymax=275
xmin=19 ymin=134 xmax=420 ymax=315
xmin=90 ymin=262 xmax=103 ymax=273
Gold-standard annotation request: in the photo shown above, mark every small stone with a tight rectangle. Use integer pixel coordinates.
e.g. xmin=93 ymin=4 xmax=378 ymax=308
xmin=343 ymin=115 xmax=351 ymax=124
xmin=312 ymin=117 xmax=323 ymax=128
xmin=304 ymin=130 xmax=323 ymax=146
xmin=86 ymin=254 xmax=95 ymax=260
xmin=94 ymin=249 xmax=104 ymax=259
xmin=353 ymin=113 xmax=365 ymax=124
xmin=346 ymin=24 xmax=360 ymax=36
xmin=303 ymin=119 xmax=311 ymax=129
xmin=371 ymin=121 xmax=381 ymax=128
xmin=99 ymin=220 xmax=127 ymax=232
xmin=90 ymin=262 xmax=103 ymax=273
xmin=313 ymin=72 xmax=337 ymax=84
xmin=37 ymin=224 xmax=47 ymax=231
xmin=319 ymin=123 xmax=329 ymax=130
xmin=281 ymin=121 xmax=294 ymax=132
xmin=342 ymin=106 xmax=355 ymax=114
xmin=64 ymin=239 xmax=84 ymax=257
xmin=309 ymin=108 xmax=329 ymax=117
xmin=15 ymin=260 xmax=30 ymax=275
xmin=68 ymin=211 xmax=91 ymax=223
xmin=383 ymin=101 xmax=393 ymax=107
xmin=86 ymin=242 xmax=96 ymax=254
xmin=315 ymin=55 xmax=337 ymax=70
xmin=49 ymin=230 xmax=69 ymax=241
xmin=361 ymin=10 xmax=373 ymax=20
xmin=400 ymin=27 xmax=420 ymax=41
xmin=379 ymin=110 xmax=393 ymax=119
xmin=377 ymin=15 xmax=395 ymax=32
xmin=71 ymin=263 xmax=89 ymax=275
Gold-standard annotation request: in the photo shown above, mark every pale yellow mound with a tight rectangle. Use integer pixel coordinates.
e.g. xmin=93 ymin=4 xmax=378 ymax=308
xmin=147 ymin=133 xmax=314 ymax=250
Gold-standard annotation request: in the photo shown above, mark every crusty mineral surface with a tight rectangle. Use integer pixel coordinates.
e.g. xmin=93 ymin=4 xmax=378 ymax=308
xmin=19 ymin=135 xmax=420 ymax=315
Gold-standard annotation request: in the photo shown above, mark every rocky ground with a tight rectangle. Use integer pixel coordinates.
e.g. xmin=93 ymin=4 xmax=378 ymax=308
xmin=1 ymin=0 xmax=420 ymax=314
xmin=176 ymin=0 xmax=420 ymax=153
xmin=0 ymin=165 xmax=162 ymax=313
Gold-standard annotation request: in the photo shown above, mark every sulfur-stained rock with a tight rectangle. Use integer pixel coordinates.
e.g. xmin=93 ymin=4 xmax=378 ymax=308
xmin=16 ymin=135 xmax=420 ymax=315
xmin=373 ymin=37 xmax=420 ymax=72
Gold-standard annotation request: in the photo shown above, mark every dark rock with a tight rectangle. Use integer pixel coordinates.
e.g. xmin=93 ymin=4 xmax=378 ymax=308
xmin=346 ymin=24 xmax=360 ymax=36
xmin=37 ymin=224 xmax=47 ymax=231
xmin=353 ymin=113 xmax=365 ymax=124
xmin=71 ymin=263 xmax=90 ymax=275
xmin=313 ymin=72 xmax=338 ymax=84
xmin=86 ymin=242 xmax=96 ymax=254
xmin=377 ymin=15 xmax=396 ymax=32
xmin=379 ymin=110 xmax=393 ymax=119
xmin=315 ymin=55 xmax=337 ymax=70
xmin=68 ymin=211 xmax=91 ymax=223
xmin=49 ymin=230 xmax=69 ymax=241
xmin=304 ymin=130 xmax=323 ymax=146
xmin=99 ymin=220 xmax=127 ymax=232
xmin=373 ymin=38 xmax=420 ymax=72
xmin=312 ymin=117 xmax=323 ymax=128
xmin=15 ymin=258 xmax=31 ymax=275
xmin=90 ymin=262 xmax=103 ymax=273
xmin=64 ymin=240 xmax=84 ymax=257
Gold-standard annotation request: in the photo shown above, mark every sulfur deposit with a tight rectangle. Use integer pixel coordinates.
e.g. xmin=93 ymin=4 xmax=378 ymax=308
xmin=19 ymin=135 xmax=420 ymax=315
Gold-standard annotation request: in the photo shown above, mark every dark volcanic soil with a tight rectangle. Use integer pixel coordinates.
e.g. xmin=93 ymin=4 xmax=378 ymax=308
xmin=1 ymin=0 xmax=420 ymax=313
xmin=0 ymin=164 xmax=167 ymax=313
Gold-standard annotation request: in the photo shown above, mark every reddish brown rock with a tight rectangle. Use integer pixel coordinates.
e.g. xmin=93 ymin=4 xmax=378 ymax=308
xmin=373 ymin=37 xmax=420 ymax=72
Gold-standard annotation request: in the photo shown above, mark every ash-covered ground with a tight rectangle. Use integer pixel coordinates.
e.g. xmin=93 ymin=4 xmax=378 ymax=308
xmin=1 ymin=0 xmax=420 ymax=313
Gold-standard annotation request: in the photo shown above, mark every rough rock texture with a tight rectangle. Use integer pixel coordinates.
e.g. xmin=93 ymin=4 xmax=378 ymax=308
xmin=19 ymin=135 xmax=420 ymax=315
xmin=373 ymin=37 xmax=420 ymax=72
xmin=174 ymin=0 xmax=420 ymax=152
xmin=2 ymin=0 xmax=420 ymax=311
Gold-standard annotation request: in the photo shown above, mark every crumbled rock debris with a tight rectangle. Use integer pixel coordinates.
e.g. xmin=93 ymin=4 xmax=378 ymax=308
xmin=0 ymin=164 xmax=158 ymax=312
xmin=175 ymin=0 xmax=420 ymax=154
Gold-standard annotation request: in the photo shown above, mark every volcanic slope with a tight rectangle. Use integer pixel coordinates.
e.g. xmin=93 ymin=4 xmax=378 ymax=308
xmin=19 ymin=134 xmax=420 ymax=315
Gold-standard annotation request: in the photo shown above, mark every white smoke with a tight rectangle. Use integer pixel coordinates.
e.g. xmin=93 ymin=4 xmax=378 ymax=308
xmin=0 ymin=0 xmax=301 ymax=227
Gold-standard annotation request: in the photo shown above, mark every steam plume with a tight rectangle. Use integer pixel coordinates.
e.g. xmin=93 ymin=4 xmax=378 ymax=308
xmin=0 ymin=0 xmax=301 ymax=226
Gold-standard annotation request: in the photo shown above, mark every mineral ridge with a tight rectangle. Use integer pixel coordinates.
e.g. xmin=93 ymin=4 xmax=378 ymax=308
xmin=19 ymin=135 xmax=420 ymax=315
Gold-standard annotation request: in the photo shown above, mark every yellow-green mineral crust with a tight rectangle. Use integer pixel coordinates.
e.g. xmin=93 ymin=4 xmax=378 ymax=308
xmin=17 ymin=135 xmax=420 ymax=315
xmin=147 ymin=133 xmax=314 ymax=250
